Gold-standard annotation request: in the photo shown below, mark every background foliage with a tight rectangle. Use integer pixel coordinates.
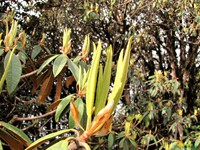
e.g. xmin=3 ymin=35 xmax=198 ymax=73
xmin=0 ymin=0 xmax=200 ymax=149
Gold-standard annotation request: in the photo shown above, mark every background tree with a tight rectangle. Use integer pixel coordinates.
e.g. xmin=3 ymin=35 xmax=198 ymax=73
xmin=0 ymin=0 xmax=199 ymax=149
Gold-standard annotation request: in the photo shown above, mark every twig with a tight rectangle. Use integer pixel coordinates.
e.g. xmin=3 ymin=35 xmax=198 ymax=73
xmin=38 ymin=116 xmax=53 ymax=131
xmin=22 ymin=122 xmax=37 ymax=131
xmin=15 ymin=96 xmax=36 ymax=105
xmin=21 ymin=69 xmax=38 ymax=79
xmin=9 ymin=110 xmax=56 ymax=124
xmin=17 ymin=110 xmax=56 ymax=121
xmin=148 ymin=137 xmax=164 ymax=147
xmin=6 ymin=97 xmax=17 ymax=118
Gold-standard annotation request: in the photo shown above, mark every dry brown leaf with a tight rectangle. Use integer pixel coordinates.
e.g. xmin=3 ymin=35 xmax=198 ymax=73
xmin=37 ymin=72 xmax=54 ymax=104
xmin=66 ymin=75 xmax=75 ymax=88
xmin=70 ymin=101 xmax=84 ymax=131
xmin=46 ymin=99 xmax=62 ymax=112
xmin=31 ymin=71 xmax=49 ymax=94
xmin=55 ymin=74 xmax=62 ymax=101
xmin=94 ymin=116 xmax=113 ymax=136
xmin=0 ymin=129 xmax=24 ymax=150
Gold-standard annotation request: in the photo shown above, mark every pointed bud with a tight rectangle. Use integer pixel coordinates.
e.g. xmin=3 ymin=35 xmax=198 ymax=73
xmin=62 ymin=28 xmax=71 ymax=54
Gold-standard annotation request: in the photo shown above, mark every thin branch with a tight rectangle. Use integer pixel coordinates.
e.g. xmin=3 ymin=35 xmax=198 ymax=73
xmin=15 ymin=96 xmax=36 ymax=105
xmin=17 ymin=110 xmax=56 ymax=121
xmin=9 ymin=110 xmax=56 ymax=124
xmin=6 ymin=98 xmax=17 ymax=118
xmin=21 ymin=69 xmax=38 ymax=79
xmin=148 ymin=137 xmax=164 ymax=147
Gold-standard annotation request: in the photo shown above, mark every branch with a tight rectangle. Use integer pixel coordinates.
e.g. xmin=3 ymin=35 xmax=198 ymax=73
xmin=9 ymin=110 xmax=56 ymax=124
xmin=21 ymin=69 xmax=38 ymax=79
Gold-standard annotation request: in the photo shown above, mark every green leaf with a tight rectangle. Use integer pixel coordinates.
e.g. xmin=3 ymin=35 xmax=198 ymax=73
xmin=195 ymin=138 xmax=200 ymax=147
xmin=0 ymin=62 xmax=4 ymax=79
xmin=76 ymin=98 xmax=85 ymax=127
xmin=4 ymin=52 xmax=22 ymax=94
xmin=108 ymin=36 xmax=133 ymax=111
xmin=43 ymin=46 xmax=51 ymax=54
xmin=0 ymin=48 xmax=4 ymax=56
xmin=145 ymin=116 xmax=150 ymax=128
xmin=17 ymin=51 xmax=27 ymax=65
xmin=46 ymin=139 xmax=68 ymax=150
xmin=68 ymin=110 xmax=75 ymax=129
xmin=0 ymin=140 xmax=3 ymax=150
xmin=119 ymin=138 xmax=125 ymax=148
xmin=117 ymin=131 xmax=125 ymax=139
xmin=31 ymin=45 xmax=42 ymax=60
xmin=169 ymin=142 xmax=178 ymax=149
xmin=148 ymin=111 xmax=154 ymax=120
xmin=169 ymin=122 xmax=176 ymax=133
xmin=25 ymin=129 xmax=74 ymax=150
xmin=108 ymin=134 xmax=115 ymax=149
xmin=53 ymin=54 xmax=67 ymax=77
xmin=73 ymin=56 xmax=82 ymax=64
xmin=123 ymin=139 xmax=129 ymax=150
xmin=37 ymin=54 xmax=59 ymax=75
xmin=0 ymin=46 xmax=17 ymax=94
xmin=135 ymin=113 xmax=143 ymax=123
xmin=68 ymin=59 xmax=79 ymax=82
xmin=95 ymin=64 xmax=103 ymax=114
xmin=0 ymin=121 xmax=32 ymax=146
xmin=129 ymin=138 xmax=137 ymax=147
xmin=86 ymin=40 xmax=102 ymax=130
xmin=55 ymin=94 xmax=73 ymax=122
xmin=95 ymin=45 xmax=113 ymax=115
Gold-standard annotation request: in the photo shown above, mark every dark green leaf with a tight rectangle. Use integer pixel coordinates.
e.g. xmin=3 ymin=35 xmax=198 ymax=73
xmin=31 ymin=45 xmax=42 ymax=60
xmin=55 ymin=94 xmax=73 ymax=122
xmin=4 ymin=52 xmax=22 ymax=94
xmin=53 ymin=54 xmax=67 ymax=77
xmin=68 ymin=59 xmax=79 ymax=81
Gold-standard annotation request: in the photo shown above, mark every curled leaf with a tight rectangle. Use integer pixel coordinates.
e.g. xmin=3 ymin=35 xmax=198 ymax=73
xmin=87 ymin=100 xmax=114 ymax=136
xmin=70 ymin=101 xmax=84 ymax=131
